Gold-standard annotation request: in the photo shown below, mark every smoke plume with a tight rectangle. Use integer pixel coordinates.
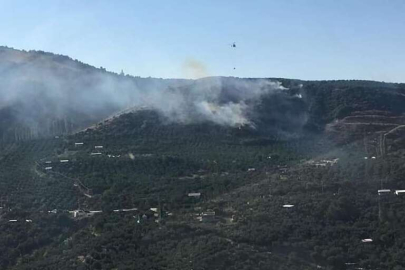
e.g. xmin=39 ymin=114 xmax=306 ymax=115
xmin=0 ymin=47 xmax=301 ymax=140
xmin=146 ymin=77 xmax=288 ymax=127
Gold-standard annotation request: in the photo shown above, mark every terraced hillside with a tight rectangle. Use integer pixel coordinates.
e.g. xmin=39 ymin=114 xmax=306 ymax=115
xmin=0 ymin=103 xmax=405 ymax=269
xmin=0 ymin=110 xmax=326 ymax=270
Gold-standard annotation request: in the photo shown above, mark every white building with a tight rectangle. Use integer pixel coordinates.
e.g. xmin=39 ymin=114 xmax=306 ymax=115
xmin=69 ymin=210 xmax=84 ymax=218
xmin=122 ymin=208 xmax=138 ymax=212
xmin=395 ymin=190 xmax=405 ymax=195
xmin=198 ymin=210 xmax=216 ymax=222
xmin=283 ymin=204 xmax=294 ymax=208
xmin=378 ymin=189 xmax=391 ymax=195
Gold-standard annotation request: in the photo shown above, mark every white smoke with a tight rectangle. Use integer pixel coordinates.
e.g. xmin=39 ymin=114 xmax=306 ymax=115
xmin=138 ymin=76 xmax=287 ymax=127
xmin=196 ymin=101 xmax=249 ymax=126
xmin=0 ymin=47 xmax=289 ymax=133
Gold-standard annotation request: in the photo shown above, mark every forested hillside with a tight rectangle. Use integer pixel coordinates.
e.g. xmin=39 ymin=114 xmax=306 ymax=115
xmin=1 ymin=48 xmax=405 ymax=269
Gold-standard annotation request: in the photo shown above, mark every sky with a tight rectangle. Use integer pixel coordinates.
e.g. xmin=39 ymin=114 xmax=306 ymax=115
xmin=0 ymin=0 xmax=404 ymax=82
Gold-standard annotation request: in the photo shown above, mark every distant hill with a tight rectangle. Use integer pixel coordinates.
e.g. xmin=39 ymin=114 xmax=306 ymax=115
xmin=0 ymin=46 xmax=189 ymax=141
xmin=1 ymin=46 xmax=405 ymax=145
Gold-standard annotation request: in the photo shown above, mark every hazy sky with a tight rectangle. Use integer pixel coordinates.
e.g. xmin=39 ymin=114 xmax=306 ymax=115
xmin=1 ymin=0 xmax=404 ymax=82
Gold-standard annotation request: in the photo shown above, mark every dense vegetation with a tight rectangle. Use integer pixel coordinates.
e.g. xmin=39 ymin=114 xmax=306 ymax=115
xmin=1 ymin=60 xmax=405 ymax=269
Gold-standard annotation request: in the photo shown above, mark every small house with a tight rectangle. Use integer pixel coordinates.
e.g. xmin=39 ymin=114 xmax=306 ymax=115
xmin=283 ymin=204 xmax=294 ymax=208
xmin=122 ymin=208 xmax=137 ymax=212
xmin=361 ymin=239 xmax=373 ymax=243
xmin=395 ymin=190 xmax=405 ymax=195
xmin=378 ymin=189 xmax=391 ymax=195
xmin=198 ymin=210 xmax=216 ymax=222
xmin=69 ymin=210 xmax=85 ymax=218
